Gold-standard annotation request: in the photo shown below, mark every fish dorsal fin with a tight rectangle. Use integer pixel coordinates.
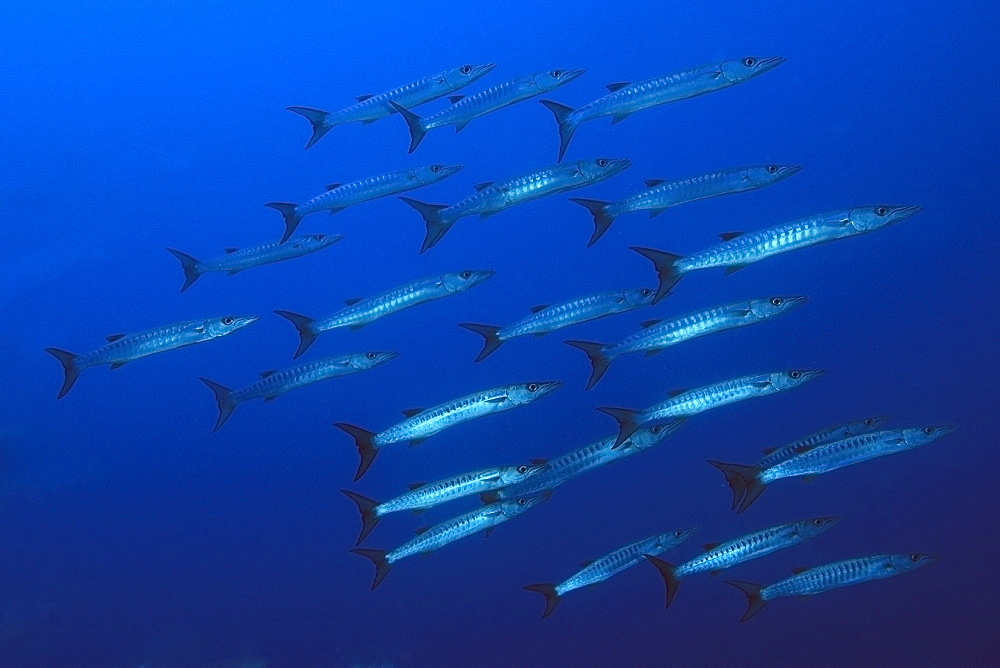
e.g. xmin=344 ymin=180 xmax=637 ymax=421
xmin=105 ymin=334 xmax=125 ymax=342
xmin=530 ymin=304 xmax=550 ymax=313
xmin=474 ymin=181 xmax=495 ymax=191
xmin=579 ymin=559 xmax=595 ymax=568
xmin=224 ymin=247 xmax=240 ymax=254
xmin=325 ymin=183 xmax=342 ymax=191
xmin=414 ymin=526 xmax=430 ymax=535
xmin=718 ymin=231 xmax=743 ymax=241
xmin=640 ymin=319 xmax=662 ymax=329
xmin=668 ymin=388 xmax=689 ymax=397
xmin=644 ymin=179 xmax=666 ymax=188
xmin=605 ymin=82 xmax=631 ymax=92
xmin=259 ymin=369 xmax=277 ymax=378
xmin=702 ymin=542 xmax=720 ymax=552
xmin=407 ymin=482 xmax=425 ymax=491
xmin=448 ymin=95 xmax=465 ymax=104
xmin=761 ymin=446 xmax=777 ymax=455
xmin=401 ymin=408 xmax=423 ymax=418
xmin=530 ymin=458 xmax=549 ymax=466
xmin=343 ymin=297 xmax=364 ymax=306
xmin=791 ymin=567 xmax=809 ymax=575
xmin=355 ymin=94 xmax=374 ymax=102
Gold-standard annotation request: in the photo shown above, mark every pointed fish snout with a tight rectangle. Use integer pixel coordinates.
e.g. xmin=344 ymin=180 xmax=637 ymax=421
xmin=561 ymin=68 xmax=586 ymax=83
xmin=535 ymin=380 xmax=563 ymax=395
xmin=755 ymin=56 xmax=786 ymax=73
xmin=475 ymin=63 xmax=498 ymax=75
xmin=780 ymin=165 xmax=804 ymax=177
xmin=872 ymin=415 xmax=892 ymax=428
xmin=894 ymin=205 xmax=923 ymax=220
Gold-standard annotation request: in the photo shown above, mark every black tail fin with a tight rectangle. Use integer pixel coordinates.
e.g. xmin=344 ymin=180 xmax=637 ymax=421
xmin=351 ymin=548 xmax=392 ymax=590
xmin=539 ymin=99 xmax=578 ymax=162
xmin=707 ymin=460 xmax=765 ymax=513
xmin=286 ymin=106 xmax=333 ymax=149
xmin=630 ymin=247 xmax=685 ymax=304
xmin=44 ymin=348 xmax=80 ymax=399
xmin=264 ymin=202 xmax=302 ymax=244
xmin=334 ymin=423 xmax=379 ymax=481
xmin=568 ymin=198 xmax=615 ymax=246
xmin=595 ymin=407 xmax=642 ymax=448
xmin=272 ymin=310 xmax=318 ymax=359
xmin=199 ymin=377 xmax=237 ymax=431
xmin=399 ymin=197 xmax=452 ymax=253
xmin=165 ymin=248 xmax=202 ymax=293
xmin=523 ymin=583 xmax=561 ymax=618
xmin=644 ymin=555 xmax=682 ymax=609
xmin=458 ymin=323 xmax=504 ymax=362
xmin=725 ymin=580 xmax=767 ymax=622
xmin=563 ymin=340 xmax=612 ymax=390
xmin=341 ymin=489 xmax=382 ymax=544
xmin=387 ymin=101 xmax=427 ymax=153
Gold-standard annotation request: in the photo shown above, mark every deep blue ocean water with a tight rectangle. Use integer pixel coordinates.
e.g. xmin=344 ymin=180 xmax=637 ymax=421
xmin=1 ymin=1 xmax=997 ymax=665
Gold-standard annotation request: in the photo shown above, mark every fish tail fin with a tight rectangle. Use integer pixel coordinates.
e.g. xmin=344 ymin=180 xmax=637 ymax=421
xmin=568 ymin=198 xmax=615 ymax=246
xmin=539 ymin=99 xmax=577 ymax=162
xmin=707 ymin=460 xmax=765 ymax=513
xmin=594 ymin=406 xmax=641 ymax=448
xmin=563 ymin=340 xmax=612 ymax=390
xmin=334 ymin=422 xmax=379 ymax=481
xmin=272 ymin=310 xmax=318 ymax=358
xmin=523 ymin=583 xmax=561 ymax=618
xmin=630 ymin=246 xmax=685 ymax=304
xmin=198 ymin=377 xmax=236 ymax=431
xmin=644 ymin=555 xmax=681 ymax=609
xmin=286 ymin=106 xmax=333 ymax=149
xmin=165 ymin=248 xmax=202 ymax=292
xmin=341 ymin=489 xmax=382 ymax=545
xmin=350 ymin=548 xmax=392 ymax=590
xmin=264 ymin=202 xmax=302 ymax=244
xmin=457 ymin=323 xmax=504 ymax=362
xmin=44 ymin=347 xmax=80 ymax=399
xmin=725 ymin=580 xmax=767 ymax=622
xmin=399 ymin=197 xmax=451 ymax=253
xmin=387 ymin=101 xmax=426 ymax=153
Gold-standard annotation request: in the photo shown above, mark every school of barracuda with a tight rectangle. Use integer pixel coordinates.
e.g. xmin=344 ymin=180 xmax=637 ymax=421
xmin=44 ymin=57 xmax=951 ymax=622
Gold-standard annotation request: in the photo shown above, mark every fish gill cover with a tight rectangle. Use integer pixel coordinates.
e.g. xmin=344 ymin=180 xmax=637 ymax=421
xmin=0 ymin=0 xmax=996 ymax=665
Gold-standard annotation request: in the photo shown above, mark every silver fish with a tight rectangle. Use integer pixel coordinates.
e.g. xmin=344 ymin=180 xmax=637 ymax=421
xmin=45 ymin=316 xmax=259 ymax=399
xmin=274 ymin=269 xmax=494 ymax=358
xmin=335 ymin=381 xmax=562 ymax=481
xmin=199 ymin=351 xmax=398 ymax=431
xmin=524 ymin=528 xmax=696 ymax=618
xmin=726 ymin=553 xmax=938 ymax=621
xmin=571 ymin=164 xmax=802 ymax=246
xmin=759 ymin=416 xmax=891 ymax=468
xmin=166 ymin=233 xmax=343 ymax=292
xmin=459 ymin=287 xmax=655 ymax=362
xmin=633 ymin=205 xmax=923 ymax=303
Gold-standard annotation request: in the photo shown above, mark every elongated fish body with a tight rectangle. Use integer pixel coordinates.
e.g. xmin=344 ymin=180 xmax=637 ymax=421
xmin=571 ymin=165 xmax=802 ymax=246
xmin=599 ymin=370 xmax=824 ymax=447
xmin=565 ymin=295 xmax=807 ymax=390
xmin=459 ymin=288 xmax=655 ymax=362
xmin=336 ymin=381 xmax=563 ymax=480
xmin=45 ymin=316 xmax=259 ymax=399
xmin=274 ymin=269 xmax=494 ymax=358
xmin=709 ymin=425 xmax=957 ymax=513
xmin=266 ymin=164 xmax=464 ymax=242
xmin=524 ymin=528 xmax=696 ymax=617
xmin=400 ymin=158 xmax=631 ymax=253
xmin=726 ymin=553 xmax=938 ymax=621
xmin=352 ymin=495 xmax=544 ymax=589
xmin=199 ymin=351 xmax=399 ymax=431
xmin=541 ymin=56 xmax=784 ymax=161
xmin=287 ymin=63 xmax=496 ymax=149
xmin=166 ymin=233 xmax=343 ymax=293
xmin=390 ymin=69 xmax=584 ymax=153
xmin=759 ymin=416 xmax=891 ymax=468
xmin=633 ymin=205 xmax=923 ymax=303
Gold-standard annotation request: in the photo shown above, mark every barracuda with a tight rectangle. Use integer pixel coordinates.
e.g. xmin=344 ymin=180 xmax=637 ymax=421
xmin=266 ymin=164 xmax=463 ymax=242
xmin=45 ymin=316 xmax=259 ymax=399
xmin=335 ymin=381 xmax=562 ymax=481
xmin=645 ymin=517 xmax=838 ymax=609
xmin=274 ymin=269 xmax=494 ymax=358
xmin=633 ymin=205 xmax=923 ymax=303
xmin=400 ymin=157 xmax=631 ymax=253
xmin=759 ymin=416 xmax=891 ymax=468
xmin=571 ymin=164 xmax=801 ymax=246
xmin=287 ymin=63 xmax=495 ymax=149
xmin=459 ymin=287 xmax=655 ymax=362
xmin=565 ymin=295 xmax=807 ymax=390
xmin=166 ymin=233 xmax=343 ymax=293
xmin=726 ymin=553 xmax=938 ymax=621
xmin=198 ymin=351 xmax=399 ymax=432
xmin=540 ymin=56 xmax=785 ymax=161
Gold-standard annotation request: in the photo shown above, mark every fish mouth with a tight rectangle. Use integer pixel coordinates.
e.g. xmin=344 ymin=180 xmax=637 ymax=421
xmin=532 ymin=380 xmax=563 ymax=396
xmin=557 ymin=68 xmax=586 ymax=85
xmin=467 ymin=269 xmax=496 ymax=286
xmin=441 ymin=164 xmax=464 ymax=177
xmin=778 ymin=164 xmax=804 ymax=177
xmin=871 ymin=415 xmax=892 ymax=428
xmin=375 ymin=350 xmax=401 ymax=363
xmin=930 ymin=424 xmax=960 ymax=437
xmin=474 ymin=63 xmax=497 ymax=77
xmin=781 ymin=295 xmax=810 ymax=310
xmin=887 ymin=205 xmax=923 ymax=222
xmin=754 ymin=56 xmax=786 ymax=73
xmin=320 ymin=233 xmax=345 ymax=246
xmin=232 ymin=315 xmax=260 ymax=329
xmin=676 ymin=527 xmax=698 ymax=541
xmin=602 ymin=158 xmax=632 ymax=175
xmin=796 ymin=369 xmax=826 ymax=382
xmin=817 ymin=516 xmax=840 ymax=527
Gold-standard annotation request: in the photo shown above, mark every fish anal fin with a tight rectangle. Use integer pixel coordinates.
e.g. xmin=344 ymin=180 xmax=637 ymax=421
xmin=454 ymin=122 xmax=469 ymax=133
xmin=408 ymin=438 xmax=427 ymax=448
xmin=610 ymin=112 xmax=631 ymax=125
xmin=484 ymin=526 xmax=495 ymax=538
xmin=709 ymin=569 xmax=725 ymax=577
xmin=479 ymin=210 xmax=500 ymax=220
xmin=110 ymin=361 xmax=127 ymax=369
xmin=105 ymin=334 xmax=125 ymax=342
xmin=644 ymin=348 xmax=664 ymax=358
xmin=349 ymin=324 xmax=367 ymax=331
xmin=649 ymin=208 xmax=666 ymax=219
xmin=533 ymin=332 xmax=548 ymax=338
xmin=724 ymin=264 xmax=748 ymax=275
xmin=801 ymin=475 xmax=818 ymax=484
xmin=263 ymin=395 xmax=278 ymax=403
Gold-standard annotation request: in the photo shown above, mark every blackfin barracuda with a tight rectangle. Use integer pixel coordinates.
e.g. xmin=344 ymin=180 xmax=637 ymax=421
xmin=759 ymin=416 xmax=891 ymax=468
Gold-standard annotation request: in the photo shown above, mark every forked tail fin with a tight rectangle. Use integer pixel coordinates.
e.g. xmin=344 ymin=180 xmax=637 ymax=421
xmin=707 ymin=460 xmax=766 ymax=513
xmin=341 ymin=489 xmax=382 ymax=544
xmin=457 ymin=323 xmax=504 ymax=362
xmin=595 ymin=407 xmax=642 ymax=448
xmin=563 ymin=340 xmax=612 ymax=390
xmin=539 ymin=99 xmax=578 ymax=162
xmin=272 ymin=310 xmax=318 ymax=359
xmin=334 ymin=423 xmax=379 ymax=481
xmin=44 ymin=348 xmax=80 ymax=399
xmin=725 ymin=580 xmax=767 ymax=622
xmin=568 ymin=198 xmax=615 ymax=246
xmin=399 ymin=197 xmax=451 ymax=253
xmin=199 ymin=377 xmax=237 ymax=431
xmin=387 ymin=101 xmax=427 ymax=153
xmin=286 ymin=106 xmax=333 ymax=149
xmin=630 ymin=246 xmax=685 ymax=304
xmin=165 ymin=248 xmax=202 ymax=293
xmin=351 ymin=548 xmax=392 ymax=590
xmin=523 ymin=583 xmax=561 ymax=618
xmin=264 ymin=202 xmax=302 ymax=244
xmin=644 ymin=555 xmax=682 ymax=609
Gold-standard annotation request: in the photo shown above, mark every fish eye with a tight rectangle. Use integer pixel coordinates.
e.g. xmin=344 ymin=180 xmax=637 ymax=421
xmin=876 ymin=206 xmax=888 ymax=216
xmin=771 ymin=297 xmax=783 ymax=306
xmin=517 ymin=465 xmax=528 ymax=474
xmin=460 ymin=270 xmax=472 ymax=279
xmin=923 ymin=427 xmax=935 ymax=435
xmin=813 ymin=518 xmax=824 ymax=526
xmin=767 ymin=165 xmax=778 ymax=173
xmin=366 ymin=352 xmax=377 ymax=359
xmin=743 ymin=57 xmax=756 ymax=67
xmin=597 ymin=159 xmax=608 ymax=167
xmin=641 ymin=289 xmax=651 ymax=296
xmin=517 ymin=498 xmax=527 ymax=506
xmin=651 ymin=425 xmax=662 ymax=434
xmin=461 ymin=65 xmax=472 ymax=74
xmin=527 ymin=383 xmax=539 ymax=392
xmin=431 ymin=165 xmax=441 ymax=172
xmin=909 ymin=554 xmax=921 ymax=562
xmin=222 ymin=317 xmax=234 ymax=325
xmin=865 ymin=418 xmax=874 ymax=425
xmin=313 ymin=234 xmax=324 ymax=241
xmin=673 ymin=530 xmax=684 ymax=538
xmin=552 ymin=70 xmax=562 ymax=77
xmin=790 ymin=370 xmax=801 ymax=379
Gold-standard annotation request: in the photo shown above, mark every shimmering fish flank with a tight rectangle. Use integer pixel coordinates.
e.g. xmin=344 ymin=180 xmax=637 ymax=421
xmin=759 ymin=416 xmax=891 ymax=468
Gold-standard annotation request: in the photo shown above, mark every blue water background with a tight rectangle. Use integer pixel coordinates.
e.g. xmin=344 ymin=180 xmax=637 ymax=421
xmin=0 ymin=1 xmax=997 ymax=664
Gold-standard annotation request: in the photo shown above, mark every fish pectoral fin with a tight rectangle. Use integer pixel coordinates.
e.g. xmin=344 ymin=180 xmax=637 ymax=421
xmin=349 ymin=324 xmax=367 ymax=331
xmin=730 ymin=309 xmax=751 ymax=317
xmin=105 ymin=334 xmax=125 ymax=342
xmin=110 ymin=361 xmax=127 ymax=370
